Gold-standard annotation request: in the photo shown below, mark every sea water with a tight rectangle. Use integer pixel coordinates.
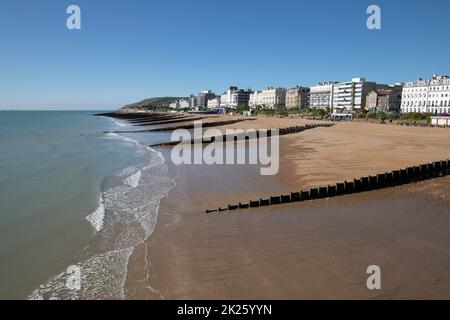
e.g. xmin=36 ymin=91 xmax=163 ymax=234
xmin=0 ymin=111 xmax=175 ymax=299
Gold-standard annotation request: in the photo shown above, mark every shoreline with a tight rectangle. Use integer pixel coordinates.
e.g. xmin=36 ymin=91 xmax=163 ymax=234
xmin=23 ymin=116 xmax=176 ymax=300
xmin=122 ymin=118 xmax=450 ymax=299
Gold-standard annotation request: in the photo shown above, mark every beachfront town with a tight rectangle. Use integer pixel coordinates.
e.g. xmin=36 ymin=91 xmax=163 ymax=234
xmin=166 ymin=74 xmax=450 ymax=126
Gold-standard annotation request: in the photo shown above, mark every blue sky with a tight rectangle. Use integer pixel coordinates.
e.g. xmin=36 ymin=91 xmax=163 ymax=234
xmin=1 ymin=0 xmax=450 ymax=109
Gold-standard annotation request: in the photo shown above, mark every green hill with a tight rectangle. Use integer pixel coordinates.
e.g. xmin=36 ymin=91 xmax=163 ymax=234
xmin=120 ymin=97 xmax=187 ymax=111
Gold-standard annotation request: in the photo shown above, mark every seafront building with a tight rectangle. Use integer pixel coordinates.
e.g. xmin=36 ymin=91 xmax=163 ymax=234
xmin=185 ymin=74 xmax=450 ymax=115
xmin=179 ymin=99 xmax=190 ymax=109
xmin=248 ymin=91 xmax=260 ymax=108
xmin=207 ymin=97 xmax=221 ymax=109
xmin=196 ymin=90 xmax=216 ymax=108
xmin=401 ymin=75 xmax=450 ymax=114
xmin=169 ymin=99 xmax=190 ymax=110
xmin=332 ymin=78 xmax=379 ymax=113
xmin=190 ymin=95 xmax=197 ymax=109
xmin=309 ymin=82 xmax=338 ymax=111
xmin=220 ymin=86 xmax=252 ymax=109
xmin=233 ymin=88 xmax=253 ymax=108
xmin=249 ymin=87 xmax=287 ymax=109
xmin=285 ymin=86 xmax=310 ymax=110
xmin=365 ymin=85 xmax=403 ymax=113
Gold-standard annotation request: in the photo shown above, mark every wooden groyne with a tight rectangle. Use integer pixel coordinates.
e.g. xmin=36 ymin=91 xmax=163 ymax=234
xmin=133 ymin=116 xmax=211 ymax=127
xmin=144 ymin=118 xmax=257 ymax=132
xmin=150 ymin=123 xmax=335 ymax=147
xmin=127 ymin=115 xmax=191 ymax=123
xmin=95 ymin=112 xmax=173 ymax=120
xmin=206 ymin=160 xmax=450 ymax=213
xmin=96 ymin=112 xmax=204 ymax=125
xmin=106 ymin=118 xmax=257 ymax=134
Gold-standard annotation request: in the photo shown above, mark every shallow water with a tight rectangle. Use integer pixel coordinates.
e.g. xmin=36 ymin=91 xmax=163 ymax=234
xmin=0 ymin=111 xmax=174 ymax=299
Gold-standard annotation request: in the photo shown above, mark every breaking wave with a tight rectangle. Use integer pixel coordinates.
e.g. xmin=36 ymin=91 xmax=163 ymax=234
xmin=29 ymin=125 xmax=175 ymax=300
xmin=113 ymin=119 xmax=127 ymax=127
xmin=86 ymin=195 xmax=105 ymax=233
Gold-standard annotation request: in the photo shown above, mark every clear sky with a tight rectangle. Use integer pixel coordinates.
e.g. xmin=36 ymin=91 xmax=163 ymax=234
xmin=1 ymin=0 xmax=450 ymax=110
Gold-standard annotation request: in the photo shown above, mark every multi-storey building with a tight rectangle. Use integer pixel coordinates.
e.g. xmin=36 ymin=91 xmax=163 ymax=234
xmin=332 ymin=78 xmax=377 ymax=112
xmin=285 ymin=86 xmax=310 ymax=110
xmin=365 ymin=87 xmax=403 ymax=113
xmin=207 ymin=97 xmax=221 ymax=109
xmin=169 ymin=99 xmax=190 ymax=110
xmin=181 ymin=99 xmax=190 ymax=109
xmin=169 ymin=102 xmax=178 ymax=110
xmin=196 ymin=90 xmax=216 ymax=108
xmin=401 ymin=75 xmax=450 ymax=114
xmin=249 ymin=91 xmax=261 ymax=108
xmin=309 ymin=82 xmax=338 ymax=111
xmin=249 ymin=87 xmax=286 ymax=109
xmin=220 ymin=86 xmax=252 ymax=109
xmin=190 ymin=95 xmax=197 ymax=109
xmin=233 ymin=89 xmax=252 ymax=108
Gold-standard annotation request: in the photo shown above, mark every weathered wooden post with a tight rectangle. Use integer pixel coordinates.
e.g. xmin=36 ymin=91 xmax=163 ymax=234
xmin=309 ymin=188 xmax=319 ymax=199
xmin=281 ymin=195 xmax=292 ymax=204
xmin=442 ymin=160 xmax=449 ymax=175
xmin=423 ymin=164 xmax=432 ymax=179
xmin=291 ymin=192 xmax=301 ymax=202
xmin=344 ymin=181 xmax=355 ymax=194
xmin=385 ymin=172 xmax=393 ymax=186
xmin=319 ymin=187 xmax=328 ymax=198
xmin=361 ymin=177 xmax=370 ymax=190
xmin=406 ymin=167 xmax=415 ymax=181
xmin=250 ymin=200 xmax=260 ymax=208
xmin=377 ymin=173 xmax=387 ymax=187
xmin=327 ymin=185 xmax=337 ymax=197
xmin=354 ymin=179 xmax=362 ymax=192
xmin=301 ymin=191 xmax=310 ymax=200
xmin=239 ymin=203 xmax=250 ymax=209
xmin=400 ymin=169 xmax=408 ymax=184
xmin=270 ymin=196 xmax=281 ymax=205
xmin=336 ymin=183 xmax=345 ymax=195
xmin=392 ymin=170 xmax=401 ymax=185
xmin=369 ymin=176 xmax=378 ymax=189
xmin=428 ymin=164 xmax=435 ymax=178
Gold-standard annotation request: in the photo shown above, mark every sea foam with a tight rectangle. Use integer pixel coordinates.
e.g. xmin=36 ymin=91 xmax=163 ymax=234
xmin=86 ymin=195 xmax=105 ymax=233
xmin=113 ymin=120 xmax=127 ymax=127
xmin=29 ymin=247 xmax=134 ymax=300
xmin=30 ymin=129 xmax=176 ymax=300
xmin=124 ymin=170 xmax=142 ymax=188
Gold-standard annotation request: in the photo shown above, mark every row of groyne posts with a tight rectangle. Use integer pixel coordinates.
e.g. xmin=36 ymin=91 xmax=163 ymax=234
xmin=277 ymin=123 xmax=334 ymax=135
xmin=151 ymin=123 xmax=334 ymax=147
xmin=206 ymin=160 xmax=450 ymax=213
xmin=105 ymin=118 xmax=257 ymax=134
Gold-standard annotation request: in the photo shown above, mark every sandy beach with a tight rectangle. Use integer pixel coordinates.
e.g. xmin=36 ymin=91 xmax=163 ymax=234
xmin=123 ymin=117 xmax=450 ymax=299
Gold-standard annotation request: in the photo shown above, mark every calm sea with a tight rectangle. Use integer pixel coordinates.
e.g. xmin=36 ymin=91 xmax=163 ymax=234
xmin=0 ymin=111 xmax=175 ymax=299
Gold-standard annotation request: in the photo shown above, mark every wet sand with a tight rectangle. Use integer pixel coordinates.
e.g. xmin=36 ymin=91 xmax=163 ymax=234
xmin=124 ymin=119 xmax=450 ymax=299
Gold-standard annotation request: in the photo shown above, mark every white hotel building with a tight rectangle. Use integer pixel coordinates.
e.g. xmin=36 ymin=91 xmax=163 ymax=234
xmin=249 ymin=87 xmax=286 ymax=109
xmin=207 ymin=97 xmax=221 ymax=109
xmin=220 ymin=87 xmax=236 ymax=109
xmin=332 ymin=78 xmax=377 ymax=112
xmin=169 ymin=99 xmax=190 ymax=110
xmin=309 ymin=82 xmax=338 ymax=111
xmin=220 ymin=86 xmax=252 ymax=109
xmin=401 ymin=75 xmax=450 ymax=114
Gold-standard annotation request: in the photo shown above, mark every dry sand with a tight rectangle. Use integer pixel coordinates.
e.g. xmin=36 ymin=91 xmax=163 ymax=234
xmin=124 ymin=118 xmax=450 ymax=299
